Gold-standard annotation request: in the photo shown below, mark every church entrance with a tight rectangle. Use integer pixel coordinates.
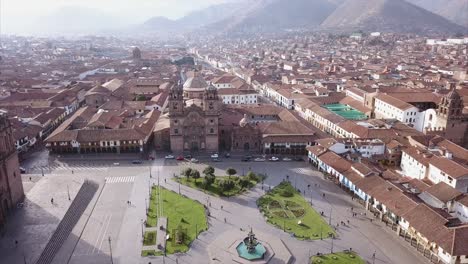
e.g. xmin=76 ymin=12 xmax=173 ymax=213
xmin=191 ymin=141 xmax=199 ymax=152
xmin=244 ymin=143 xmax=250 ymax=150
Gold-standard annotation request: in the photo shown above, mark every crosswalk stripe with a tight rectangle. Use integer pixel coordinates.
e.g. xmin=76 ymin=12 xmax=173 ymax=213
xmin=105 ymin=176 xmax=135 ymax=184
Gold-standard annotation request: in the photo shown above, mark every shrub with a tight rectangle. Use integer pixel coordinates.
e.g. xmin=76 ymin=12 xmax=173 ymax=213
xmin=190 ymin=169 xmax=200 ymax=180
xmin=220 ymin=179 xmax=235 ymax=191
xmin=281 ymin=189 xmax=294 ymax=197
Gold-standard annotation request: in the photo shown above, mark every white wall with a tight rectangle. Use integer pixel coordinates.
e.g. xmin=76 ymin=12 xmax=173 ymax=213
xmin=400 ymin=152 xmax=428 ymax=179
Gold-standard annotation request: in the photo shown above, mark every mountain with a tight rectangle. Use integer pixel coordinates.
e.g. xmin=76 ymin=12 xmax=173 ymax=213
xmin=206 ymin=0 xmax=337 ymax=33
xmin=321 ymin=0 xmax=467 ymax=33
xmin=31 ymin=6 xmax=126 ymax=35
xmin=406 ymin=0 xmax=468 ymax=27
xmin=141 ymin=1 xmax=248 ymax=33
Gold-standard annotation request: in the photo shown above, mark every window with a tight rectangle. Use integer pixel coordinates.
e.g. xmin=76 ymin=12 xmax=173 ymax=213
xmin=174 ymin=129 xmax=179 ymax=134
xmin=210 ymin=128 xmax=214 ymax=133
xmin=174 ymin=120 xmax=178 ymax=124
xmin=210 ymin=119 xmax=214 ymax=123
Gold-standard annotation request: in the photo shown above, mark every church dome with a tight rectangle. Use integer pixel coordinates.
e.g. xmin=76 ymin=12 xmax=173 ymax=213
xmin=183 ymin=74 xmax=208 ymax=92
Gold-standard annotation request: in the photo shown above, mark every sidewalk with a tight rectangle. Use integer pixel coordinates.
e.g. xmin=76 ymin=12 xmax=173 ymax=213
xmin=0 ymin=174 xmax=83 ymax=264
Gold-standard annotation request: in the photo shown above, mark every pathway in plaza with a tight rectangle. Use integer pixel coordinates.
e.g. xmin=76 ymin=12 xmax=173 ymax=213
xmin=113 ymin=159 xmax=430 ymax=264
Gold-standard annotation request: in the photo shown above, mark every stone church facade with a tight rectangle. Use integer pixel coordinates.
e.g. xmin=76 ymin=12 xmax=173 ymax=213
xmin=424 ymin=89 xmax=468 ymax=147
xmin=168 ymin=75 xmax=220 ymax=153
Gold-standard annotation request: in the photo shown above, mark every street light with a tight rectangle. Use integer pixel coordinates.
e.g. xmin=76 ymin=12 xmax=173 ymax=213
xmin=108 ymin=236 xmax=114 ymax=264
xmin=308 ymin=184 xmax=312 ymax=205
xmin=328 ymin=207 xmax=332 ymax=225
xmin=67 ymin=185 xmax=71 ymax=201
xmin=140 ymin=219 xmax=144 ymax=239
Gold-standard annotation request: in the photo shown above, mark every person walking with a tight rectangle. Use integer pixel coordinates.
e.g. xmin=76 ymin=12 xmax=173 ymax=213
xmin=51 ymin=198 xmax=54 ymax=204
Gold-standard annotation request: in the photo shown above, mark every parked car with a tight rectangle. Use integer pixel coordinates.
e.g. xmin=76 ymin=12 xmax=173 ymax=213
xmin=254 ymin=158 xmax=266 ymax=162
xmin=176 ymin=156 xmax=184 ymax=161
xmin=184 ymin=154 xmax=192 ymax=159
xmin=165 ymin=155 xmax=175 ymax=159
xmin=19 ymin=167 xmax=26 ymax=173
xmin=190 ymin=158 xmax=199 ymax=163
xmin=241 ymin=156 xmax=251 ymax=162
xmin=131 ymin=160 xmax=143 ymax=164
xmin=148 ymin=156 xmax=155 ymax=160
xmin=210 ymin=153 xmax=219 ymax=159
xmin=224 ymin=152 xmax=231 ymax=158
xmin=113 ymin=163 xmax=120 ymax=166
xmin=282 ymin=157 xmax=292 ymax=161
xmin=212 ymin=158 xmax=221 ymax=162
xmin=293 ymin=157 xmax=304 ymax=161
xmin=269 ymin=156 xmax=280 ymax=162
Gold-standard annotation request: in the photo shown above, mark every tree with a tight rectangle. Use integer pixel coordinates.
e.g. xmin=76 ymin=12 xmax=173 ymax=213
xmin=203 ymin=174 xmax=216 ymax=189
xmin=190 ymin=169 xmax=200 ymax=181
xmin=135 ymin=94 xmax=146 ymax=101
xmin=182 ymin=168 xmax=193 ymax=181
xmin=226 ymin=168 xmax=237 ymax=179
xmin=203 ymin=166 xmax=215 ymax=177
xmin=247 ymin=171 xmax=258 ymax=182
xmin=239 ymin=177 xmax=250 ymax=190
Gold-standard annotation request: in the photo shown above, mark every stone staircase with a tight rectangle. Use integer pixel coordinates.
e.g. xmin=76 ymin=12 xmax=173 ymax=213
xmin=36 ymin=180 xmax=99 ymax=264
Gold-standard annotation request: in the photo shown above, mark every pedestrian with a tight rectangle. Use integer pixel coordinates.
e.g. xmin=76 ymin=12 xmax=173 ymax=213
xmin=224 ymin=217 xmax=226 ymax=223
xmin=209 ymin=202 xmax=211 ymax=207
xmin=164 ymin=179 xmax=166 ymax=183
xmin=221 ymin=205 xmax=223 ymax=210
xmin=370 ymin=219 xmax=373 ymax=223
xmin=322 ymin=193 xmax=325 ymax=198
xmin=15 ymin=240 xmax=18 ymax=248
xmin=72 ymin=170 xmax=74 ymax=174
xmin=351 ymin=207 xmax=353 ymax=211
xmin=51 ymin=198 xmax=54 ymax=204
xmin=347 ymin=220 xmax=350 ymax=225
xmin=29 ymin=177 xmax=32 ymax=181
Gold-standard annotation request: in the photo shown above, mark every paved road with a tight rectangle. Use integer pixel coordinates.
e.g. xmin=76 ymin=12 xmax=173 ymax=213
xmin=2 ymin=155 xmax=431 ymax=264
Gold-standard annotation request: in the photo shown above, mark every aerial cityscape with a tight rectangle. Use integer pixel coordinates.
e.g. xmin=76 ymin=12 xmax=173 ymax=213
xmin=0 ymin=0 xmax=467 ymax=264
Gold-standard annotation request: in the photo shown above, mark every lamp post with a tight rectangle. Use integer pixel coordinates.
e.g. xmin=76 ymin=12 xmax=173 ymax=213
xmin=140 ymin=219 xmax=144 ymax=239
xmin=67 ymin=184 xmax=71 ymax=201
xmin=108 ymin=236 xmax=114 ymax=264
xmin=308 ymin=184 xmax=312 ymax=205
xmin=329 ymin=207 xmax=332 ymax=225
xmin=149 ymin=166 xmax=152 ymax=178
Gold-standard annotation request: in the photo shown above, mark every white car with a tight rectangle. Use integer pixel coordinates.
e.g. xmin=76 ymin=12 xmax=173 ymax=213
xmin=190 ymin=158 xmax=199 ymax=163
xmin=282 ymin=157 xmax=292 ymax=161
xmin=269 ymin=157 xmax=280 ymax=162
xmin=254 ymin=158 xmax=266 ymax=162
xmin=165 ymin=155 xmax=175 ymax=159
xmin=210 ymin=153 xmax=219 ymax=159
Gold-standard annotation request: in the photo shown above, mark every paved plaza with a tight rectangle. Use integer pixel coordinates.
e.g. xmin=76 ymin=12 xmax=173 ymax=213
xmin=0 ymin=150 xmax=431 ymax=264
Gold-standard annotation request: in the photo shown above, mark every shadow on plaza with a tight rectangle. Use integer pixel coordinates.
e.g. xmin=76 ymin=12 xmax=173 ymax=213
xmin=0 ymin=198 xmax=113 ymax=264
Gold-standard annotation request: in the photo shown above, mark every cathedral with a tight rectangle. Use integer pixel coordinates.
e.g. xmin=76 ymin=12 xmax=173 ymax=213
xmin=168 ymin=73 xmax=220 ymax=153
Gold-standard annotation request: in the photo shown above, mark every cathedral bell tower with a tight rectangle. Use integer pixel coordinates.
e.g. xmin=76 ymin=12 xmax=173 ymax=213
xmin=168 ymin=85 xmax=184 ymax=117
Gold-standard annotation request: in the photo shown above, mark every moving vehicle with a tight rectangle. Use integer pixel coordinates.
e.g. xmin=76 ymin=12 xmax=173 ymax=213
xmin=190 ymin=158 xmax=199 ymax=163
xmin=131 ymin=160 xmax=143 ymax=164
xmin=210 ymin=153 xmax=219 ymax=159
xmin=176 ymin=156 xmax=184 ymax=161
xmin=269 ymin=156 xmax=280 ymax=162
xmin=282 ymin=157 xmax=292 ymax=161
xmin=165 ymin=155 xmax=175 ymax=159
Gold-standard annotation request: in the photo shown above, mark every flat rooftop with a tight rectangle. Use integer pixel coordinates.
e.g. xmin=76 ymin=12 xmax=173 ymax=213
xmin=324 ymin=103 xmax=367 ymax=120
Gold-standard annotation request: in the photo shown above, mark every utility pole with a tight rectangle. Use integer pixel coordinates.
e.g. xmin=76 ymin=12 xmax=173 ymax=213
xmin=372 ymin=250 xmax=376 ymax=264
xmin=329 ymin=207 xmax=332 ymax=225
xmin=108 ymin=236 xmax=114 ymax=264
xmin=331 ymin=235 xmax=334 ymax=254
xmin=308 ymin=184 xmax=312 ymax=205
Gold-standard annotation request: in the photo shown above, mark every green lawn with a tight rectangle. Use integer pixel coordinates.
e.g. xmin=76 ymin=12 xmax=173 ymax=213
xmin=311 ymin=252 xmax=365 ymax=264
xmin=141 ymin=250 xmax=164 ymax=257
xmin=146 ymin=187 xmax=208 ymax=254
xmin=175 ymin=176 xmax=257 ymax=197
xmin=257 ymin=181 xmax=335 ymax=240
xmin=143 ymin=231 xmax=156 ymax=246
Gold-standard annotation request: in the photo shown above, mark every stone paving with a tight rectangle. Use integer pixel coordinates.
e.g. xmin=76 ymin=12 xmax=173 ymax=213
xmin=0 ymin=153 xmax=433 ymax=264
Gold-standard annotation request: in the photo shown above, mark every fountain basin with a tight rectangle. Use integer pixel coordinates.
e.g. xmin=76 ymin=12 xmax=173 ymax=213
xmin=236 ymin=241 xmax=267 ymax=260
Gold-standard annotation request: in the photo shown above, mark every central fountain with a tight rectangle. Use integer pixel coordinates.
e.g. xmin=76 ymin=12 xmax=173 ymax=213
xmin=236 ymin=228 xmax=267 ymax=260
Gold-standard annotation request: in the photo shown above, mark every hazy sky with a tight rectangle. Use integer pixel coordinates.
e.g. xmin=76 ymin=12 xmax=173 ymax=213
xmin=1 ymin=0 xmax=231 ymax=34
